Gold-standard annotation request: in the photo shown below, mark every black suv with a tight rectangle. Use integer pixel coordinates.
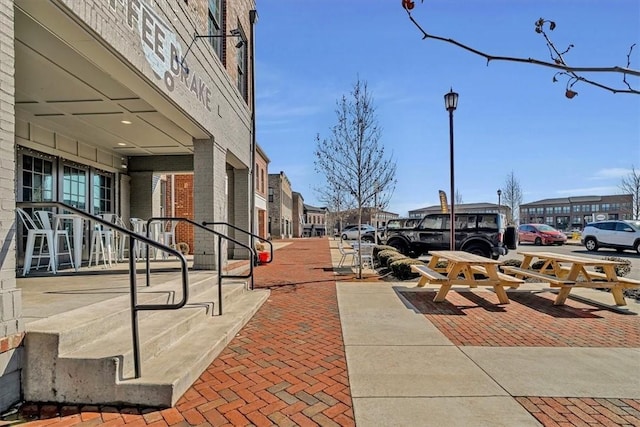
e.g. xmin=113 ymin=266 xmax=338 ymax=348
xmin=385 ymin=213 xmax=515 ymax=259
xmin=378 ymin=217 xmax=423 ymax=245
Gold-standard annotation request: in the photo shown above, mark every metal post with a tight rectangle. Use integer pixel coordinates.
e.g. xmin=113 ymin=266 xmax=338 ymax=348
xmin=217 ymin=236 xmax=223 ymax=316
xmin=129 ymin=236 xmax=141 ymax=378
xmin=249 ymin=10 xmax=258 ymax=264
xmin=444 ymin=89 xmax=458 ymax=251
xmin=374 ymin=190 xmax=378 ymax=244
xmin=448 ymin=109 xmax=455 ymax=251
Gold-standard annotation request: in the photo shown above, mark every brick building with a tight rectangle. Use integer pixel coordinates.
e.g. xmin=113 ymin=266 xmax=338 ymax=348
xmin=304 ymin=204 xmax=328 ymax=236
xmin=409 ymin=203 xmax=509 ymax=219
xmin=160 ymin=142 xmax=269 ymax=252
xmin=519 ymin=194 xmax=634 ymax=230
xmin=1 ymin=0 xmax=257 ymax=411
xmin=254 ymin=145 xmax=270 ymax=240
xmin=340 ymin=208 xmax=399 ymax=229
xmin=292 ymin=192 xmax=305 ymax=237
xmin=268 ymin=172 xmax=293 ymax=239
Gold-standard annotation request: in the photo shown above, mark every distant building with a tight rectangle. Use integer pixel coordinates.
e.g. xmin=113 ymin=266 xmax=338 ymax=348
xmin=254 ymin=145 xmax=270 ymax=240
xmin=304 ymin=204 xmax=328 ymax=237
xmin=339 ymin=208 xmax=399 ymax=229
xmin=268 ymin=172 xmax=293 ymax=238
xmin=292 ymin=192 xmax=305 ymax=238
xmin=519 ymin=194 xmax=633 ymax=230
xmin=409 ymin=203 xmax=510 ymax=219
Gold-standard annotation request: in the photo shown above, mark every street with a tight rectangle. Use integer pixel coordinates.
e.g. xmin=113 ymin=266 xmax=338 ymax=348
xmin=508 ymin=242 xmax=640 ymax=281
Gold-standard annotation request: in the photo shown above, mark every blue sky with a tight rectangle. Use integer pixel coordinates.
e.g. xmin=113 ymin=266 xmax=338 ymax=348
xmin=254 ymin=0 xmax=640 ymax=216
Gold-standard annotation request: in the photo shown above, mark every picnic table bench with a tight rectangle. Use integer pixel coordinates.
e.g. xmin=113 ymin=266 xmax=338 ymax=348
xmin=513 ymin=251 xmax=639 ymax=306
xmin=500 ymin=266 xmax=576 ymax=287
xmin=412 ymin=251 xmax=524 ymax=304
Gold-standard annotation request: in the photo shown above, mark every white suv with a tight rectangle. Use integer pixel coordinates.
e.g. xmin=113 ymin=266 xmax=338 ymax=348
xmin=341 ymin=224 xmax=375 ymax=241
xmin=581 ymin=220 xmax=640 ymax=254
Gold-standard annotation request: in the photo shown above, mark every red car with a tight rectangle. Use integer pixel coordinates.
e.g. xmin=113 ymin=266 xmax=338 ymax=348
xmin=517 ymin=224 xmax=567 ymax=246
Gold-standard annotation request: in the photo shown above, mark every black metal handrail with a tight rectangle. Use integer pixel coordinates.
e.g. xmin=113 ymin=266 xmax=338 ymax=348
xmin=17 ymin=202 xmax=189 ymax=379
xmin=202 ymin=221 xmax=273 ymax=270
xmin=148 ymin=217 xmax=254 ymax=315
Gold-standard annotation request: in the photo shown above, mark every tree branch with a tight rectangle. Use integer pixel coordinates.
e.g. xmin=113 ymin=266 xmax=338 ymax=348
xmin=403 ymin=4 xmax=639 ymax=96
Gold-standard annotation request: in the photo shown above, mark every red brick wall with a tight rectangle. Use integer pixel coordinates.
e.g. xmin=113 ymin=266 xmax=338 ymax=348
xmin=166 ymin=175 xmax=195 ymax=254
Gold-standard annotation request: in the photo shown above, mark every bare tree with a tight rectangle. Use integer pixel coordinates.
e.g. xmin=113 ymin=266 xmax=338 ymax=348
xmin=454 ymin=189 xmax=463 ymax=205
xmin=620 ymin=165 xmax=640 ymax=220
xmin=501 ymin=171 xmax=523 ymax=224
xmin=314 ymin=78 xmax=397 ymax=278
xmin=401 ymin=0 xmax=639 ymax=97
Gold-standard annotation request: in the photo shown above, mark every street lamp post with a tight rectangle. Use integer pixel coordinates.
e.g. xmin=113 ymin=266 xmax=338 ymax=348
xmin=444 ymin=89 xmax=459 ymax=251
xmin=497 ymin=189 xmax=502 ymax=215
xmin=373 ymin=181 xmax=380 ymax=244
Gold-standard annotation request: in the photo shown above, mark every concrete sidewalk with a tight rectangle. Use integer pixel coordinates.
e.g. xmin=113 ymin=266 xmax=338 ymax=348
xmin=332 ymin=238 xmax=640 ymax=426
xmin=338 ymin=282 xmax=639 ymax=426
xmin=5 ymin=237 xmax=640 ymax=426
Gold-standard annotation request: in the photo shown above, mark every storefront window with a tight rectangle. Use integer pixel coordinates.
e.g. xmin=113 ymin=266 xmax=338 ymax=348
xmin=22 ymin=154 xmax=54 ymax=202
xmin=63 ymin=165 xmax=87 ymax=210
xmin=93 ymin=172 xmax=113 ymax=214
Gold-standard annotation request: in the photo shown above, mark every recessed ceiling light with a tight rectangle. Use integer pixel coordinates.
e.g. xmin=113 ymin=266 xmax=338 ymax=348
xmin=121 ymin=120 xmax=132 ymax=124
xmin=117 ymin=142 xmax=127 ymax=146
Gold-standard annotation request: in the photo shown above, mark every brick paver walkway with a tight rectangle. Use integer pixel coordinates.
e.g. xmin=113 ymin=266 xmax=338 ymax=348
xmin=400 ymin=289 xmax=640 ymax=347
xmin=9 ymin=238 xmax=354 ymax=426
xmin=5 ymin=239 xmax=640 ymax=426
xmin=401 ymin=288 xmax=640 ymax=426
xmin=173 ymin=239 xmax=354 ymax=426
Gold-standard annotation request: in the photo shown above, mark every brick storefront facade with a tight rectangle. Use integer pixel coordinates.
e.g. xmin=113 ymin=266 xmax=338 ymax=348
xmin=3 ymin=0 xmax=257 ymax=411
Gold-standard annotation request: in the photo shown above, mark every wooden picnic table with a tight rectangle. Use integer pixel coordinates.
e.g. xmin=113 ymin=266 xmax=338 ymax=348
xmin=412 ymin=250 xmax=523 ymax=304
xmin=505 ymin=251 xmax=640 ymax=306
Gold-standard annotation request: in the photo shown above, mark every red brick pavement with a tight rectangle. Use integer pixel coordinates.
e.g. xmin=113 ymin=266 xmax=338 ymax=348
xmin=401 ymin=288 xmax=640 ymax=425
xmin=9 ymin=238 xmax=355 ymax=427
xmin=400 ymin=289 xmax=640 ymax=347
xmin=6 ymin=240 xmax=640 ymax=426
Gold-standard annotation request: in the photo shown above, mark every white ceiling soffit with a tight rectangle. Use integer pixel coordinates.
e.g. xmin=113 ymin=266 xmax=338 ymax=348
xmin=14 ymin=7 xmax=198 ymax=156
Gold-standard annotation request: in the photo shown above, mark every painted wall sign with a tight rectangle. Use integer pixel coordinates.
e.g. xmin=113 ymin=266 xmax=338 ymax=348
xmin=108 ymin=0 xmax=212 ymax=111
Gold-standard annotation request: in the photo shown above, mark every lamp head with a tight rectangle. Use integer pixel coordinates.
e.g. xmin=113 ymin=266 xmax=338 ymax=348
xmin=497 ymin=189 xmax=502 ymax=196
xmin=444 ymin=88 xmax=459 ymax=112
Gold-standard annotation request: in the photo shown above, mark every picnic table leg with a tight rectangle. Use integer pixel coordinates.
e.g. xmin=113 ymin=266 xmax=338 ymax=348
xmin=492 ymin=285 xmax=510 ymax=304
xmin=427 ymin=256 xmax=441 ymax=270
xmin=553 ymin=286 xmax=572 ymax=305
xmin=540 ymin=260 xmax=552 ymax=271
xmin=565 ymin=265 xmax=582 ymax=281
xmin=461 ymin=265 xmax=478 ymax=288
xmin=433 ymin=283 xmax=453 ymax=302
xmin=416 ymin=276 xmax=429 ymax=288
xmin=520 ymin=256 xmax=533 ymax=269
xmin=549 ymin=261 xmax=565 ymax=278
xmin=610 ymin=286 xmax=627 ymax=306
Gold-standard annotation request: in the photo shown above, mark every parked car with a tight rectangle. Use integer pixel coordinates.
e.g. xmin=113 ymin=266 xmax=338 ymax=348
xmin=385 ymin=212 xmax=513 ymax=259
xmin=517 ymin=224 xmax=567 ymax=246
xmin=380 ymin=217 xmax=422 ymax=245
xmin=581 ymin=220 xmax=640 ymax=254
xmin=360 ymin=227 xmax=386 ymax=244
xmin=341 ymin=224 xmax=376 ymax=241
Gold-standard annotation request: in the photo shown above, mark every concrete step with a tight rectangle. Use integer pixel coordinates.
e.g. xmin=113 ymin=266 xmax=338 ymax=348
xmin=116 ymin=289 xmax=269 ymax=407
xmin=25 ymin=271 xmax=217 ymax=353
xmin=23 ymin=271 xmax=269 ymax=407
xmin=61 ymin=283 xmax=247 ymax=380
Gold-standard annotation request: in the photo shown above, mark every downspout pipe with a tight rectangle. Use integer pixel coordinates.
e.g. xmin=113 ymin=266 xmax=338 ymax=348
xmin=249 ymin=9 xmax=258 ymax=264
